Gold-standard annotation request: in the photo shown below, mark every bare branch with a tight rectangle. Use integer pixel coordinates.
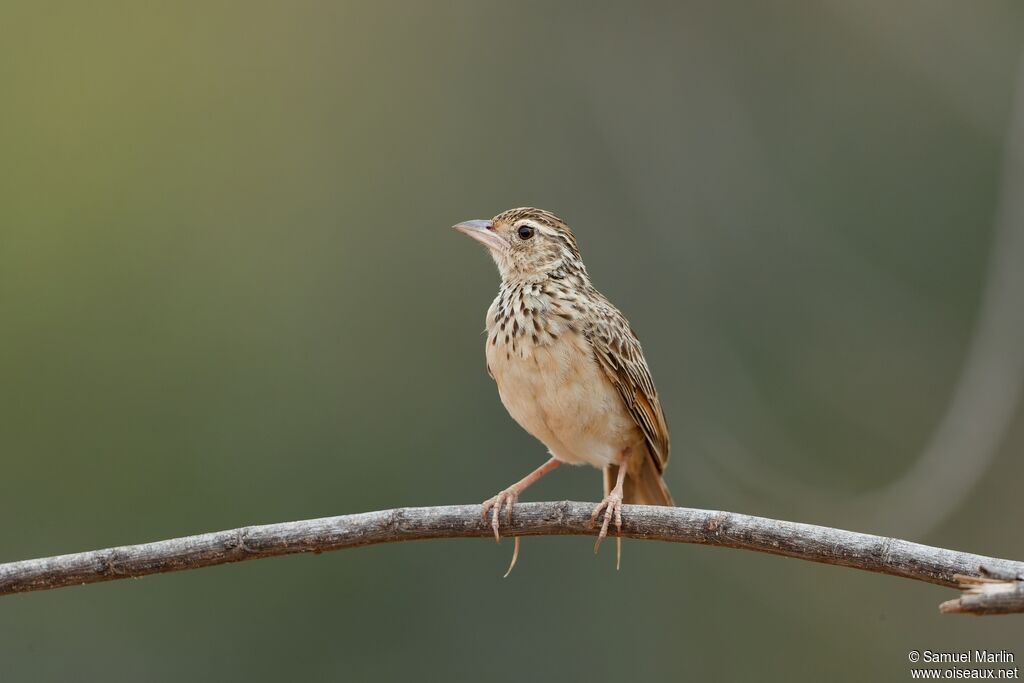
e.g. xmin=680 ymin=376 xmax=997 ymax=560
xmin=1 ymin=502 xmax=1021 ymax=614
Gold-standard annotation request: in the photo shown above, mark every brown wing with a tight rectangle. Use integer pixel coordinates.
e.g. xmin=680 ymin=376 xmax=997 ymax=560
xmin=586 ymin=303 xmax=670 ymax=472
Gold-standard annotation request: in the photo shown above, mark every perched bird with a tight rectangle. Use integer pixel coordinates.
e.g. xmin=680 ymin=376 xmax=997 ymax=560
xmin=454 ymin=207 xmax=674 ymax=570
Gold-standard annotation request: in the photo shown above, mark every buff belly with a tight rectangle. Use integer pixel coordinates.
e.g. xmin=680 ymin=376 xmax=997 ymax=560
xmin=487 ymin=329 xmax=642 ymax=469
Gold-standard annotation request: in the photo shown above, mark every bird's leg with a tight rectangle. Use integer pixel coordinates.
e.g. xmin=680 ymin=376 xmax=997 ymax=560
xmin=591 ymin=449 xmax=632 ymax=560
xmin=481 ymin=457 xmax=561 ymax=577
xmin=481 ymin=457 xmax=561 ymax=543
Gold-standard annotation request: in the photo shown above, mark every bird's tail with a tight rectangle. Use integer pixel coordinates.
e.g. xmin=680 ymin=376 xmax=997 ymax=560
xmin=604 ymin=453 xmax=674 ymax=506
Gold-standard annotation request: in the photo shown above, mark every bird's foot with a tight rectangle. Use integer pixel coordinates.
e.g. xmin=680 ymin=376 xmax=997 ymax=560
xmin=481 ymin=488 xmax=520 ymax=543
xmin=590 ymin=491 xmax=623 ymax=556
xmin=481 ymin=488 xmax=524 ymax=576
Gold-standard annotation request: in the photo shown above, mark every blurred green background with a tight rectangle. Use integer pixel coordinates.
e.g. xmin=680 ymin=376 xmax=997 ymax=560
xmin=2 ymin=2 xmax=1023 ymax=680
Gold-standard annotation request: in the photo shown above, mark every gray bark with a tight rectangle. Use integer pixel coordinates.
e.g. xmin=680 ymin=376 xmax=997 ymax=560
xmin=1 ymin=502 xmax=1021 ymax=614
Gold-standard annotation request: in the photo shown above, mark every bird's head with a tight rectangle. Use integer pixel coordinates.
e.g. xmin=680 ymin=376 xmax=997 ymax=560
xmin=453 ymin=207 xmax=583 ymax=282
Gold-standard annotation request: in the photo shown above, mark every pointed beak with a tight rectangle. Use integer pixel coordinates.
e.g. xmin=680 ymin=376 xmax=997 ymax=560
xmin=453 ymin=219 xmax=506 ymax=253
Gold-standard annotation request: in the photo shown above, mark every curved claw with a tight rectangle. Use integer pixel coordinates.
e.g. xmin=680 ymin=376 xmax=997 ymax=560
xmin=481 ymin=488 xmax=519 ymax=543
xmin=591 ymin=494 xmax=623 ymax=554
xmin=503 ymin=537 xmax=521 ymax=578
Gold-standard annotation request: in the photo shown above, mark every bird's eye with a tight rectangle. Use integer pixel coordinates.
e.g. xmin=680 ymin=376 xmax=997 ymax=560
xmin=517 ymin=225 xmax=535 ymax=240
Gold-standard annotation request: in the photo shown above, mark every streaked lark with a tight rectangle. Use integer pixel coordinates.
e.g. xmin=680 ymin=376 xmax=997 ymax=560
xmin=454 ymin=207 xmax=673 ymax=571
